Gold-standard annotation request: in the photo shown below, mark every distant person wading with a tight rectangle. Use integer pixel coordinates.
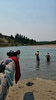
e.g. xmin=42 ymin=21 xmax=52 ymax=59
xmin=35 ymin=51 xmax=40 ymax=62
xmin=45 ymin=53 xmax=50 ymax=62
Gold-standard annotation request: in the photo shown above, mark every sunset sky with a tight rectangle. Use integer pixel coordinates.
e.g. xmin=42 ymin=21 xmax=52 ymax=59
xmin=0 ymin=0 xmax=56 ymax=41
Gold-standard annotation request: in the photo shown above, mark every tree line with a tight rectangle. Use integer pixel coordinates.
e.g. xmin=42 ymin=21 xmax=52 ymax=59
xmin=0 ymin=33 xmax=37 ymax=46
xmin=0 ymin=33 xmax=56 ymax=47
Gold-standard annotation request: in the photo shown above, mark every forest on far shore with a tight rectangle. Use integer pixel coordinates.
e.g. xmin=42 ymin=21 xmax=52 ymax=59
xmin=0 ymin=33 xmax=56 ymax=47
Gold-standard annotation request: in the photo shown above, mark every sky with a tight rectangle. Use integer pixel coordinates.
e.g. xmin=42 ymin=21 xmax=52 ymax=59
xmin=0 ymin=0 xmax=56 ymax=41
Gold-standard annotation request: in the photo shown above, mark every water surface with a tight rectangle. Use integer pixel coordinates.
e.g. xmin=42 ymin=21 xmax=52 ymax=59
xmin=0 ymin=46 xmax=56 ymax=81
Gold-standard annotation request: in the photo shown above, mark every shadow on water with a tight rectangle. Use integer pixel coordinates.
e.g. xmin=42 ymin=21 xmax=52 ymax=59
xmin=23 ymin=92 xmax=34 ymax=100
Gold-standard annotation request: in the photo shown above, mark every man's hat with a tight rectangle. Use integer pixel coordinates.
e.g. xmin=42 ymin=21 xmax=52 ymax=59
xmin=7 ymin=50 xmax=20 ymax=57
xmin=16 ymin=50 xmax=20 ymax=55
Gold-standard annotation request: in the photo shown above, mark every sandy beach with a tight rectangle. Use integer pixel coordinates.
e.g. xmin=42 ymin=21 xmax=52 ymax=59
xmin=5 ymin=78 xmax=56 ymax=100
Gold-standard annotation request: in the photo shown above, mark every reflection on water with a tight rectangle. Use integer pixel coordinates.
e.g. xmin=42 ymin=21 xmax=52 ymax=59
xmin=46 ymin=61 xmax=50 ymax=65
xmin=36 ymin=61 xmax=40 ymax=70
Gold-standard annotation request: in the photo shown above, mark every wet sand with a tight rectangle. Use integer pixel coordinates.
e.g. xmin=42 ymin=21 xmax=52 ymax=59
xmin=6 ymin=78 xmax=56 ymax=100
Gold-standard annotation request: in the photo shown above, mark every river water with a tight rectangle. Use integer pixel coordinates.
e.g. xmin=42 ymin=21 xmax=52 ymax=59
xmin=0 ymin=46 xmax=56 ymax=81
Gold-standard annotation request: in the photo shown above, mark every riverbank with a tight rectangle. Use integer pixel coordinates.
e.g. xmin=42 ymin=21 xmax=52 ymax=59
xmin=6 ymin=78 xmax=56 ymax=100
xmin=31 ymin=44 xmax=56 ymax=48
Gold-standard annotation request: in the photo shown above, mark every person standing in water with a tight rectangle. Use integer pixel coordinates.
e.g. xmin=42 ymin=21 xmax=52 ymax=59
xmin=45 ymin=52 xmax=50 ymax=62
xmin=35 ymin=51 xmax=40 ymax=66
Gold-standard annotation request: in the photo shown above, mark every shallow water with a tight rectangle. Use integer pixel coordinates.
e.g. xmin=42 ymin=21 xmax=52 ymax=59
xmin=0 ymin=46 xmax=56 ymax=81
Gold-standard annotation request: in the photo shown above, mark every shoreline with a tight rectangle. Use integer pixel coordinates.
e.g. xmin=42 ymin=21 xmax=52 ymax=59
xmin=31 ymin=44 xmax=56 ymax=48
xmin=6 ymin=78 xmax=56 ymax=100
xmin=0 ymin=44 xmax=56 ymax=48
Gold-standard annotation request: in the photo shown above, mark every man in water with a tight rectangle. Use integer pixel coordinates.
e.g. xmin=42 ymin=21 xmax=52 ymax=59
xmin=35 ymin=51 xmax=40 ymax=62
xmin=45 ymin=52 xmax=50 ymax=62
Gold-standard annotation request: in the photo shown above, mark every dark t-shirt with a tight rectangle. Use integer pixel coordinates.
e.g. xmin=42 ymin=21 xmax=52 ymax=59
xmin=36 ymin=55 xmax=40 ymax=61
